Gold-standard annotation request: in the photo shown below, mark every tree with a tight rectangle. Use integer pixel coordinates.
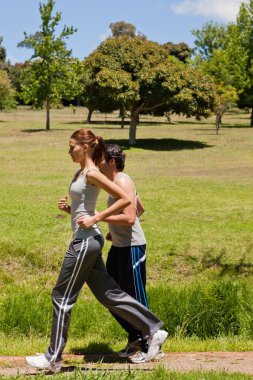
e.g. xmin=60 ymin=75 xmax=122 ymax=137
xmin=196 ymin=49 xmax=238 ymax=133
xmin=214 ymin=84 xmax=238 ymax=134
xmin=109 ymin=21 xmax=146 ymax=39
xmin=163 ymin=42 xmax=192 ymax=63
xmin=0 ymin=36 xmax=7 ymax=70
xmin=192 ymin=22 xmax=227 ymax=62
xmin=7 ymin=63 xmax=26 ymax=103
xmin=0 ymin=70 xmax=16 ymax=111
xmin=18 ymin=0 xmax=79 ymax=130
xmin=224 ymin=1 xmax=253 ymax=125
xmin=78 ymin=65 xmax=120 ymax=123
xmin=110 ymin=21 xmax=136 ymax=38
xmin=83 ymin=36 xmax=217 ymax=145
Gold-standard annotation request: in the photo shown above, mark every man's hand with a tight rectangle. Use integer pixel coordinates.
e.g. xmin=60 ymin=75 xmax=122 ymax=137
xmin=106 ymin=232 xmax=112 ymax=241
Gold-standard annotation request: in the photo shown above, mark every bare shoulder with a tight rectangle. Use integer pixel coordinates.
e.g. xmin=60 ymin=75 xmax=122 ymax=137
xmin=86 ymin=168 xmax=106 ymax=184
xmin=115 ymin=174 xmax=135 ymax=192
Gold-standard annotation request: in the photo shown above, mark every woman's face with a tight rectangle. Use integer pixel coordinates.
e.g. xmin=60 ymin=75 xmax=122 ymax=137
xmin=69 ymin=138 xmax=85 ymax=163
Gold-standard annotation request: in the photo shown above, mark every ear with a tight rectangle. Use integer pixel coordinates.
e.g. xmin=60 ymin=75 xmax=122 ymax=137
xmin=83 ymin=143 xmax=88 ymax=152
xmin=109 ymin=158 xmax=116 ymax=166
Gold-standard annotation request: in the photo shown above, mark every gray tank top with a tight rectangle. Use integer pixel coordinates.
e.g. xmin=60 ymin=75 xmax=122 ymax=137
xmin=107 ymin=172 xmax=146 ymax=247
xmin=69 ymin=168 xmax=102 ymax=239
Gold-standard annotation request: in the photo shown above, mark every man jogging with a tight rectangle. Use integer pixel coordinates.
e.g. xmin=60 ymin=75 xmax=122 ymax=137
xmin=99 ymin=144 xmax=164 ymax=363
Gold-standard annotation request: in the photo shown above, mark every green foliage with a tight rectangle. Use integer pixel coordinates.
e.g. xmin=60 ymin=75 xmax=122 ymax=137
xmin=0 ymin=36 xmax=6 ymax=68
xmin=163 ymin=42 xmax=192 ymax=63
xmin=192 ymin=2 xmax=253 ymax=124
xmin=225 ymin=1 xmax=253 ymax=118
xmin=82 ymin=36 xmax=216 ymax=144
xmin=0 ymin=70 xmax=16 ymax=110
xmin=192 ymin=22 xmax=228 ymax=62
xmin=109 ymin=21 xmax=136 ymax=38
xmin=18 ymin=0 xmax=79 ymax=129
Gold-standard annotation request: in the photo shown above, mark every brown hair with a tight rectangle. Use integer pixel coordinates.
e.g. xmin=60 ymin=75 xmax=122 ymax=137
xmin=70 ymin=129 xmax=106 ymax=166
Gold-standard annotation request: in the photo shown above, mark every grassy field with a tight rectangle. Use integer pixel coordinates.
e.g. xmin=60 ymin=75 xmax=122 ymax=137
xmin=0 ymin=106 xmax=253 ymax=356
xmin=0 ymin=369 xmax=252 ymax=380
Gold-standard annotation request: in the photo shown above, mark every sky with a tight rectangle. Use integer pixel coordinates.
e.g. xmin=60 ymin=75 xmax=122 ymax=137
xmin=0 ymin=0 xmax=246 ymax=64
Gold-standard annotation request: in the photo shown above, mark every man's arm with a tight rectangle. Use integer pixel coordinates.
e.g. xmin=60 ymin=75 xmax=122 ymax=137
xmin=137 ymin=195 xmax=145 ymax=216
xmin=101 ymin=176 xmax=136 ymax=227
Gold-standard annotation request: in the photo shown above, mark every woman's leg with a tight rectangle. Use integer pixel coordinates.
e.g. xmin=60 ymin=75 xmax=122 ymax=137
xmin=46 ymin=235 xmax=104 ymax=362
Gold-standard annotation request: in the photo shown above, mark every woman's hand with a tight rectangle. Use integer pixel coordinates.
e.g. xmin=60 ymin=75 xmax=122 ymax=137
xmin=77 ymin=215 xmax=97 ymax=229
xmin=58 ymin=196 xmax=71 ymax=214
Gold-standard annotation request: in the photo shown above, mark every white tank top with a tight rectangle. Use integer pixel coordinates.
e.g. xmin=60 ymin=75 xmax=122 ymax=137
xmin=107 ymin=173 xmax=146 ymax=247
xmin=69 ymin=168 xmax=102 ymax=239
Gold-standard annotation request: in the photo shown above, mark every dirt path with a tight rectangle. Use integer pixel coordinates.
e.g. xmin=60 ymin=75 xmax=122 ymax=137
xmin=1 ymin=352 xmax=253 ymax=376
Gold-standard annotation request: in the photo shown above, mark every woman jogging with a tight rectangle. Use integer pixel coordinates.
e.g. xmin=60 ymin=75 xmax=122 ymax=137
xmin=26 ymin=129 xmax=167 ymax=371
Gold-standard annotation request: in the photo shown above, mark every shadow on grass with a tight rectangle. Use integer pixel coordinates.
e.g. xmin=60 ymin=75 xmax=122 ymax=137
xmin=64 ymin=120 xmax=173 ymax=126
xmin=221 ymin=124 xmax=253 ymax=129
xmin=20 ymin=129 xmax=212 ymax=151
xmin=69 ymin=342 xmax=128 ymax=364
xmin=201 ymin=249 xmax=253 ymax=277
xmin=70 ymin=342 xmax=115 ymax=356
xmin=21 ymin=128 xmax=76 ymax=133
xmin=104 ymin=138 xmax=212 ymax=152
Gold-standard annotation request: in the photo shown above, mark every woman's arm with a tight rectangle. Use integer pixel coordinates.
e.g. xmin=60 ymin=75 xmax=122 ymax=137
xmin=77 ymin=170 xmax=131 ymax=229
xmin=58 ymin=196 xmax=71 ymax=214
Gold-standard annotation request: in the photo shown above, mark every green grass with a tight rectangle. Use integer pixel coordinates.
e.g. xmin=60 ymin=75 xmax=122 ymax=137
xmin=0 ymin=368 xmax=252 ymax=380
xmin=0 ymin=106 xmax=253 ymax=355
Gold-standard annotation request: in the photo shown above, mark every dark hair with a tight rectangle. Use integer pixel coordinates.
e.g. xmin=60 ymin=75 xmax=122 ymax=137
xmin=70 ymin=129 xmax=106 ymax=166
xmin=105 ymin=144 xmax=125 ymax=171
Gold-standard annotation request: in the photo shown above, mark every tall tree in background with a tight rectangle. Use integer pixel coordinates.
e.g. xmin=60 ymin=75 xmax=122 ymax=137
xmin=18 ymin=0 xmax=79 ymax=130
xmin=225 ymin=0 xmax=253 ymax=125
xmin=192 ymin=22 xmax=227 ymax=63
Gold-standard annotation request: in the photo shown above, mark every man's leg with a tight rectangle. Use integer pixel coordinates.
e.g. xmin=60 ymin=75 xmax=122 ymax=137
xmin=106 ymin=245 xmax=148 ymax=347
xmin=87 ymin=252 xmax=163 ymax=341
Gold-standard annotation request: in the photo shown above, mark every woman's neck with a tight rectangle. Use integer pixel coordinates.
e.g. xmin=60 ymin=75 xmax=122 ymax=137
xmin=80 ymin=157 xmax=96 ymax=171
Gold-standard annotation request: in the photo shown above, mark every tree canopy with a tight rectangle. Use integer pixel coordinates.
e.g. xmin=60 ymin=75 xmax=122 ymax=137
xmin=18 ymin=0 xmax=79 ymax=130
xmin=82 ymin=36 xmax=217 ymax=144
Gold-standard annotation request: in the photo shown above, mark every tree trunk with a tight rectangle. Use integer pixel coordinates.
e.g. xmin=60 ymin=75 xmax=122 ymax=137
xmin=121 ymin=114 xmax=125 ymax=129
xmin=129 ymin=110 xmax=138 ymax=145
xmin=46 ymin=100 xmax=50 ymax=130
xmin=86 ymin=108 xmax=93 ymax=124
xmin=215 ymin=113 xmax=221 ymax=135
xmin=120 ymin=104 xmax=125 ymax=129
xmin=250 ymin=107 xmax=253 ymax=126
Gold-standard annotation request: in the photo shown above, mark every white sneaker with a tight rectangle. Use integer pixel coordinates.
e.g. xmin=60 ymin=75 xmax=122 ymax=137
xmin=26 ymin=354 xmax=61 ymax=372
xmin=118 ymin=339 xmax=142 ymax=358
xmin=130 ymin=349 xmax=164 ymax=363
xmin=146 ymin=330 xmax=168 ymax=362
